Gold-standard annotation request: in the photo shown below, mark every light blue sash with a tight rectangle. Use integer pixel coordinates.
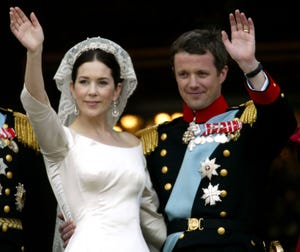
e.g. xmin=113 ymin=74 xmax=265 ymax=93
xmin=163 ymin=109 xmax=238 ymax=252
xmin=0 ymin=112 xmax=6 ymax=127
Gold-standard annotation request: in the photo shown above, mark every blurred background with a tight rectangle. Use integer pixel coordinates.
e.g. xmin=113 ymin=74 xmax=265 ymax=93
xmin=1 ymin=0 xmax=299 ymax=251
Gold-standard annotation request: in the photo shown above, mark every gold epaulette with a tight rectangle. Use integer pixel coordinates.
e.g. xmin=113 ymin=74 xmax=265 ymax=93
xmin=239 ymin=100 xmax=257 ymax=126
xmin=135 ymin=125 xmax=159 ymax=155
xmin=13 ymin=111 xmax=40 ymax=152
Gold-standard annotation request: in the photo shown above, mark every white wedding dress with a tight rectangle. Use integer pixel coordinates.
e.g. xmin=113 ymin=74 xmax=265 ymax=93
xmin=21 ymin=87 xmax=166 ymax=252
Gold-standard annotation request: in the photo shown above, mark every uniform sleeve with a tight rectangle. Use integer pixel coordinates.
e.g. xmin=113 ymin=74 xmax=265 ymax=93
xmin=140 ymin=166 xmax=167 ymax=252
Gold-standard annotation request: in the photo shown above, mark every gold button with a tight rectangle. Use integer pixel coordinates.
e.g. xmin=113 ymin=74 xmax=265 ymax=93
xmin=251 ymin=240 xmax=256 ymax=246
xmin=161 ymin=166 xmax=168 ymax=174
xmin=164 ymin=183 xmax=172 ymax=191
xmin=217 ymin=227 xmax=225 ymax=235
xmin=6 ymin=172 xmax=13 ymax=179
xmin=219 ymin=211 xmax=227 ymax=217
xmin=4 ymin=205 xmax=10 ymax=213
xmin=6 ymin=171 xmax=13 ymax=179
xmin=281 ymin=93 xmax=285 ymax=98
xmin=160 ymin=149 xmax=167 ymax=157
xmin=2 ymin=124 xmax=8 ymax=129
xmin=2 ymin=223 xmax=8 ymax=232
xmin=220 ymin=190 xmax=227 ymax=198
xmin=5 ymin=188 xmax=10 ymax=195
xmin=6 ymin=154 xmax=12 ymax=162
xmin=220 ymin=169 xmax=228 ymax=177
xmin=160 ymin=133 xmax=167 ymax=141
xmin=179 ymin=233 xmax=185 ymax=239
xmin=21 ymin=246 xmax=25 ymax=252
xmin=223 ymin=150 xmax=230 ymax=157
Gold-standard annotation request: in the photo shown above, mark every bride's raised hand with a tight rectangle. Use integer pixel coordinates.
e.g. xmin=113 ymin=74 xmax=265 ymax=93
xmin=9 ymin=6 xmax=44 ymax=52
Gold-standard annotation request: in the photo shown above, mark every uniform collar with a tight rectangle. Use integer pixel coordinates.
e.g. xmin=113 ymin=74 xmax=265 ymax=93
xmin=183 ymin=95 xmax=229 ymax=123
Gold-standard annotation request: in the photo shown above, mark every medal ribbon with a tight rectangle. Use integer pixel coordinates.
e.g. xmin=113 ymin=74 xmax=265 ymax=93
xmin=0 ymin=127 xmax=16 ymax=139
xmin=202 ymin=120 xmax=242 ymax=136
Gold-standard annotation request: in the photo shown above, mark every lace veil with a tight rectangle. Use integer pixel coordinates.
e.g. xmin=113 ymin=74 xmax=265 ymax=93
xmin=54 ymin=36 xmax=137 ymax=127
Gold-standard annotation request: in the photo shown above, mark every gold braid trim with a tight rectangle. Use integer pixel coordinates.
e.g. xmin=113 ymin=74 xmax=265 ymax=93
xmin=239 ymin=100 xmax=257 ymax=126
xmin=0 ymin=217 xmax=23 ymax=231
xmin=135 ymin=125 xmax=158 ymax=155
xmin=13 ymin=112 xmax=40 ymax=152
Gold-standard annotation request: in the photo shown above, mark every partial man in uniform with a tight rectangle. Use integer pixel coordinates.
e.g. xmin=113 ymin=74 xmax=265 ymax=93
xmin=0 ymin=107 xmax=57 ymax=251
xmin=290 ymin=126 xmax=300 ymax=252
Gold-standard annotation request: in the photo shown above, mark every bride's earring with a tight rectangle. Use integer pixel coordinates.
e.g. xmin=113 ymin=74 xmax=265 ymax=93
xmin=112 ymin=100 xmax=119 ymax=118
xmin=74 ymin=102 xmax=79 ymax=116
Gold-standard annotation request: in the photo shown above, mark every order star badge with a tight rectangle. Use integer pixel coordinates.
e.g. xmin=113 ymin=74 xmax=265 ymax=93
xmin=202 ymin=183 xmax=222 ymax=206
xmin=199 ymin=157 xmax=220 ymax=180
xmin=0 ymin=158 xmax=7 ymax=175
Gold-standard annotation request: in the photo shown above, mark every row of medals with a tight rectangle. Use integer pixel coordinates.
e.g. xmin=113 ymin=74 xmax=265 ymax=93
xmin=0 ymin=137 xmax=19 ymax=153
xmin=183 ymin=121 xmax=241 ymax=151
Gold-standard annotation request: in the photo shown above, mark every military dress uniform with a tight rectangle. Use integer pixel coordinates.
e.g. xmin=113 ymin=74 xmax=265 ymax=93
xmin=137 ymin=73 xmax=297 ymax=252
xmin=0 ymin=107 xmax=57 ymax=252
